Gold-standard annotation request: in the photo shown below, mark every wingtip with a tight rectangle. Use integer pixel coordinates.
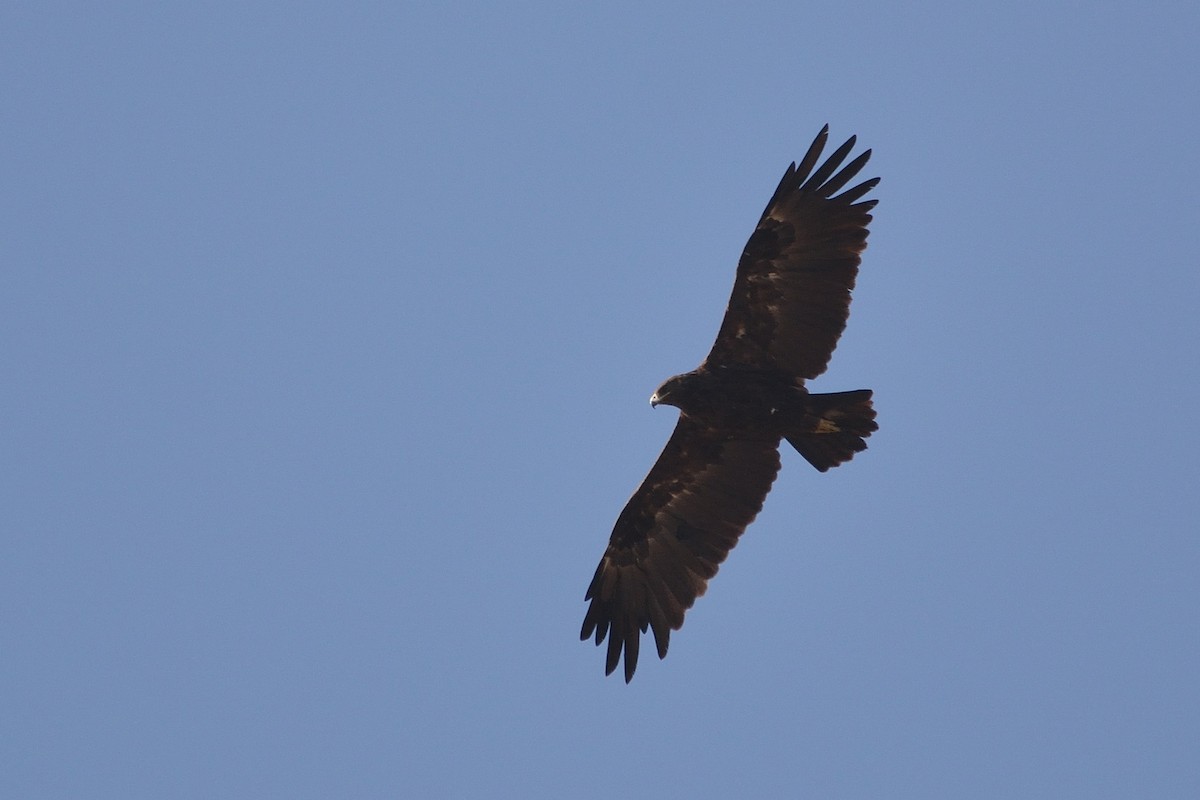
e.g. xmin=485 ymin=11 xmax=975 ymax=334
xmin=605 ymin=635 xmax=621 ymax=677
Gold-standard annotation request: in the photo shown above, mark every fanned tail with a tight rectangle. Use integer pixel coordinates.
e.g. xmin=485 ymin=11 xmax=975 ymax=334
xmin=785 ymin=389 xmax=876 ymax=472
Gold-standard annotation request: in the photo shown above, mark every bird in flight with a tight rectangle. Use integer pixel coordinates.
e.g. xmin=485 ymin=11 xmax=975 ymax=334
xmin=581 ymin=126 xmax=879 ymax=682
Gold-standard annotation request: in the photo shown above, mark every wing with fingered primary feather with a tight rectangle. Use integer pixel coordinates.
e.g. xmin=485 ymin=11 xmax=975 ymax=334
xmin=580 ymin=417 xmax=781 ymax=682
xmin=704 ymin=126 xmax=879 ymax=379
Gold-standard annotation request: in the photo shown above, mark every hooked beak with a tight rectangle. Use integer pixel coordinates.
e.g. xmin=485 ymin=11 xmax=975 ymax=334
xmin=649 ymin=392 xmax=660 ymax=408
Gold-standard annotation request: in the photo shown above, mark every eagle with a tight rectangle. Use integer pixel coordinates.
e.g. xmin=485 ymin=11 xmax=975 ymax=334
xmin=581 ymin=126 xmax=879 ymax=682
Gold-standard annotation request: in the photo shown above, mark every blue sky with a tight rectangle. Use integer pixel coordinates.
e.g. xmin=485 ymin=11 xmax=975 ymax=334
xmin=3 ymin=3 xmax=1198 ymax=798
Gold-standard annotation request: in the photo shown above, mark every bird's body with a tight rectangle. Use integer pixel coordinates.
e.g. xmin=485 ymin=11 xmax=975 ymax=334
xmin=582 ymin=126 xmax=880 ymax=681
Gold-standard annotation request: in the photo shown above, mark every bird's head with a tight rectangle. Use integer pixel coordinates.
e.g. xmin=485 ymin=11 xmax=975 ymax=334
xmin=649 ymin=373 xmax=691 ymax=409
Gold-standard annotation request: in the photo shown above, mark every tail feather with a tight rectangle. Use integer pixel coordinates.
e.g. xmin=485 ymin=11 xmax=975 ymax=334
xmin=785 ymin=389 xmax=876 ymax=472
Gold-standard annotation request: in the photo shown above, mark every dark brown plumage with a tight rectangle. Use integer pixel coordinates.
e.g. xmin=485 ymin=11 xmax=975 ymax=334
xmin=581 ymin=126 xmax=880 ymax=682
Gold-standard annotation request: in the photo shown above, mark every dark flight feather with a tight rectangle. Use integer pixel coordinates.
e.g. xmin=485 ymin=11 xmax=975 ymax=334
xmin=582 ymin=126 xmax=879 ymax=681
xmin=581 ymin=421 xmax=782 ymax=682
xmin=705 ymin=125 xmax=878 ymax=378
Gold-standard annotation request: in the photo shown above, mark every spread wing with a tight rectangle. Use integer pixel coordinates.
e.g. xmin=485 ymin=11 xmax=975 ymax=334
xmin=581 ymin=418 xmax=781 ymax=682
xmin=704 ymin=125 xmax=879 ymax=379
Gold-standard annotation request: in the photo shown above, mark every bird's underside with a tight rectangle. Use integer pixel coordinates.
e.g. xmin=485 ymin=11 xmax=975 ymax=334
xmin=581 ymin=126 xmax=879 ymax=682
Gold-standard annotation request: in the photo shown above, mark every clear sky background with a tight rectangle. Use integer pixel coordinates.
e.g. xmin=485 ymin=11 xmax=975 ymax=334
xmin=4 ymin=3 xmax=1198 ymax=798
